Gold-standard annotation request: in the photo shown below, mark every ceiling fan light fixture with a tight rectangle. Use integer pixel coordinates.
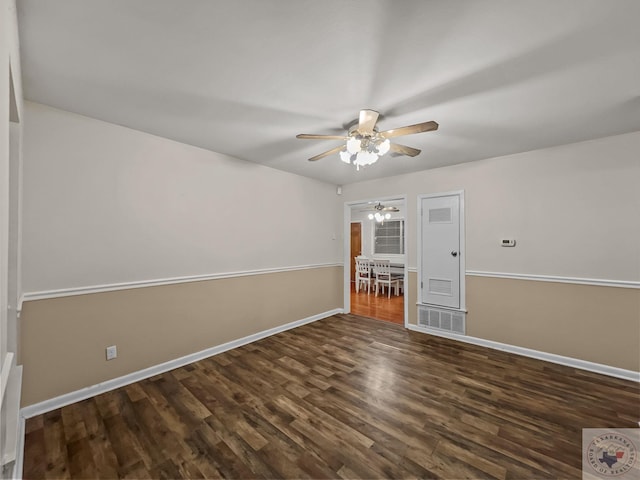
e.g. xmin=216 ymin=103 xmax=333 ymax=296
xmin=370 ymin=211 xmax=391 ymax=223
xmin=355 ymin=150 xmax=378 ymax=168
xmin=362 ymin=202 xmax=398 ymax=222
xmin=342 ymin=134 xmax=391 ymax=170
xmin=297 ymin=109 xmax=437 ymax=167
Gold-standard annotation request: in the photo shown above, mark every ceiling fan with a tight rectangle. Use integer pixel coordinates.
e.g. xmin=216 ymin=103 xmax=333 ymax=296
xmin=359 ymin=202 xmax=400 ymax=223
xmin=296 ymin=109 xmax=438 ymax=169
xmin=359 ymin=202 xmax=400 ymax=213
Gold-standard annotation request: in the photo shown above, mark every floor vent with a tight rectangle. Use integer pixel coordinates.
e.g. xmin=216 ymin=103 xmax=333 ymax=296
xmin=418 ymin=305 xmax=466 ymax=335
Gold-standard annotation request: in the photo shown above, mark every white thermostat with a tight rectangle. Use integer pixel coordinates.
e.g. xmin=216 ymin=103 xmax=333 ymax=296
xmin=501 ymin=239 xmax=516 ymax=247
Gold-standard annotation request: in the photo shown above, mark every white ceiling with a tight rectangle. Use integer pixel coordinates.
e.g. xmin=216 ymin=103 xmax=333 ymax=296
xmin=17 ymin=0 xmax=640 ymax=185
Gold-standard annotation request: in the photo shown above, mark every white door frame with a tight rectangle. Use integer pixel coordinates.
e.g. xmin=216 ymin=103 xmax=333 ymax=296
xmin=343 ymin=195 xmax=408 ymax=325
xmin=417 ymin=190 xmax=466 ymax=311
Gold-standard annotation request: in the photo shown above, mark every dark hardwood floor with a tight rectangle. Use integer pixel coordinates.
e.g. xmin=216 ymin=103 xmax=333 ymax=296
xmin=350 ymin=283 xmax=404 ymax=324
xmin=23 ymin=314 xmax=639 ymax=479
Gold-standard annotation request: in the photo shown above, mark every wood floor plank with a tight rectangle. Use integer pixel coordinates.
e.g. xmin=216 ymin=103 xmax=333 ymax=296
xmin=350 ymin=284 xmax=404 ymax=324
xmin=65 ymin=437 xmax=97 ymax=479
xmin=101 ymin=411 xmax=152 ymax=474
xmin=203 ymin=413 xmax=281 ymax=479
xmin=182 ymin=425 xmax=228 ymax=479
xmin=75 ymin=400 xmax=120 ymax=479
xmin=23 ymin=314 xmax=640 ymax=479
xmin=241 ymin=407 xmax=338 ymax=479
xmin=22 ymin=428 xmax=46 ymax=480
xmin=60 ymin=403 xmax=87 ymax=445
xmin=41 ymin=411 xmax=71 ymax=480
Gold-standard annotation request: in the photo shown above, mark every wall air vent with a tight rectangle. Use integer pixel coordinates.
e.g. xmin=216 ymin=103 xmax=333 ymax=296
xmin=428 ymin=207 xmax=452 ymax=223
xmin=428 ymin=278 xmax=452 ymax=296
xmin=418 ymin=305 xmax=465 ymax=335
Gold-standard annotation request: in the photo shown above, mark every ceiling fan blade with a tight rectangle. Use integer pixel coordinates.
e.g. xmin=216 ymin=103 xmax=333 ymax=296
xmin=357 ymin=109 xmax=379 ymax=134
xmin=382 ymin=206 xmax=400 ymax=211
xmin=297 ymin=134 xmax=348 ymax=140
xmin=389 ymin=142 xmax=421 ymax=157
xmin=380 ymin=120 xmax=438 ymax=138
xmin=308 ymin=145 xmax=344 ymax=162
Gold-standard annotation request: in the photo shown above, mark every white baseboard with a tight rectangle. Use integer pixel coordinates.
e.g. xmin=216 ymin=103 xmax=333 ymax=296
xmin=1 ymin=365 xmax=22 ymax=479
xmin=407 ymin=324 xmax=640 ymax=383
xmin=13 ymin=413 xmax=25 ymax=480
xmin=20 ymin=308 xmax=343 ymax=419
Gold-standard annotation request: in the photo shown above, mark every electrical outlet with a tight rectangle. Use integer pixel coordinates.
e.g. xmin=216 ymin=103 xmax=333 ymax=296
xmin=106 ymin=345 xmax=117 ymax=361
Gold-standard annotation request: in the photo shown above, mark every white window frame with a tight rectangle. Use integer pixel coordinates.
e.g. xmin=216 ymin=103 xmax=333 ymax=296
xmin=372 ymin=218 xmax=405 ymax=256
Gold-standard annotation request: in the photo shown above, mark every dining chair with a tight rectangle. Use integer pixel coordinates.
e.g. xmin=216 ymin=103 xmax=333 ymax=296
xmin=355 ymin=257 xmax=373 ymax=294
xmin=372 ymin=259 xmax=401 ymax=298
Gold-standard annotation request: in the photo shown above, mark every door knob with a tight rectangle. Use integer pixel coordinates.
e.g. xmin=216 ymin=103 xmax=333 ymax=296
xmin=451 ymin=251 xmax=458 ymax=257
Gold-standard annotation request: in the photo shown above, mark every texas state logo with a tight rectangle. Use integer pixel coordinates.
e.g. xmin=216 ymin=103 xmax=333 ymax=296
xmin=583 ymin=429 xmax=639 ymax=479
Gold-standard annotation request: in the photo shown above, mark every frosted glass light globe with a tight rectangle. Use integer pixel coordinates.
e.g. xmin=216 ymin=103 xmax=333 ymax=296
xmin=356 ymin=151 xmax=378 ymax=166
xmin=339 ymin=150 xmax=352 ymax=164
xmin=377 ymin=138 xmax=391 ymax=155
xmin=346 ymin=137 xmax=362 ymax=154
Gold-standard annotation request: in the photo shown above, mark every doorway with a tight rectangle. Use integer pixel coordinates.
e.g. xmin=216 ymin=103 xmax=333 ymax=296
xmin=344 ymin=197 xmax=407 ymax=325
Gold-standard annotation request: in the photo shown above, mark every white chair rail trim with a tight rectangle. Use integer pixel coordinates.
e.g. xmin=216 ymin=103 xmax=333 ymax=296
xmin=465 ymin=270 xmax=640 ymax=289
xmin=385 ymin=269 xmax=637 ymax=288
xmin=19 ymin=263 xmax=344 ymax=309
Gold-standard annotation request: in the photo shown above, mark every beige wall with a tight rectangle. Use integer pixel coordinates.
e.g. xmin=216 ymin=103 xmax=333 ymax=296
xmin=405 ymin=274 xmax=640 ymax=371
xmin=466 ymin=276 xmax=640 ymax=371
xmin=20 ymin=266 xmax=343 ymax=406
xmin=344 ymin=132 xmax=640 ymax=373
xmin=404 ymin=276 xmax=639 ymax=372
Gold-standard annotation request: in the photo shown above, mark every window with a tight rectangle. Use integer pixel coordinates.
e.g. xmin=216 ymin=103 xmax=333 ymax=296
xmin=374 ymin=220 xmax=404 ymax=254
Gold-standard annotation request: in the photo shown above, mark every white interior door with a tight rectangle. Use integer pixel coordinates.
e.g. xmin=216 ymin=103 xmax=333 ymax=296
xmin=421 ymin=194 xmax=461 ymax=308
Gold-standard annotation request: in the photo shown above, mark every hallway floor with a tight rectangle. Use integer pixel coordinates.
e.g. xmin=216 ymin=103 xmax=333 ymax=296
xmin=350 ymin=283 xmax=404 ymax=325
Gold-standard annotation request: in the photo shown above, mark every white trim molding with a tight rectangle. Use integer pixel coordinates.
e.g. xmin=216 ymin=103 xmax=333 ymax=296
xmin=407 ymin=324 xmax=640 ymax=383
xmin=19 ymin=263 xmax=343 ymax=308
xmin=14 ymin=412 xmax=25 ymax=480
xmin=20 ymin=308 xmax=343 ymax=419
xmin=0 ymin=352 xmax=14 ymax=408
xmin=416 ymin=302 xmax=468 ymax=314
xmin=466 ymin=270 xmax=640 ymax=289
